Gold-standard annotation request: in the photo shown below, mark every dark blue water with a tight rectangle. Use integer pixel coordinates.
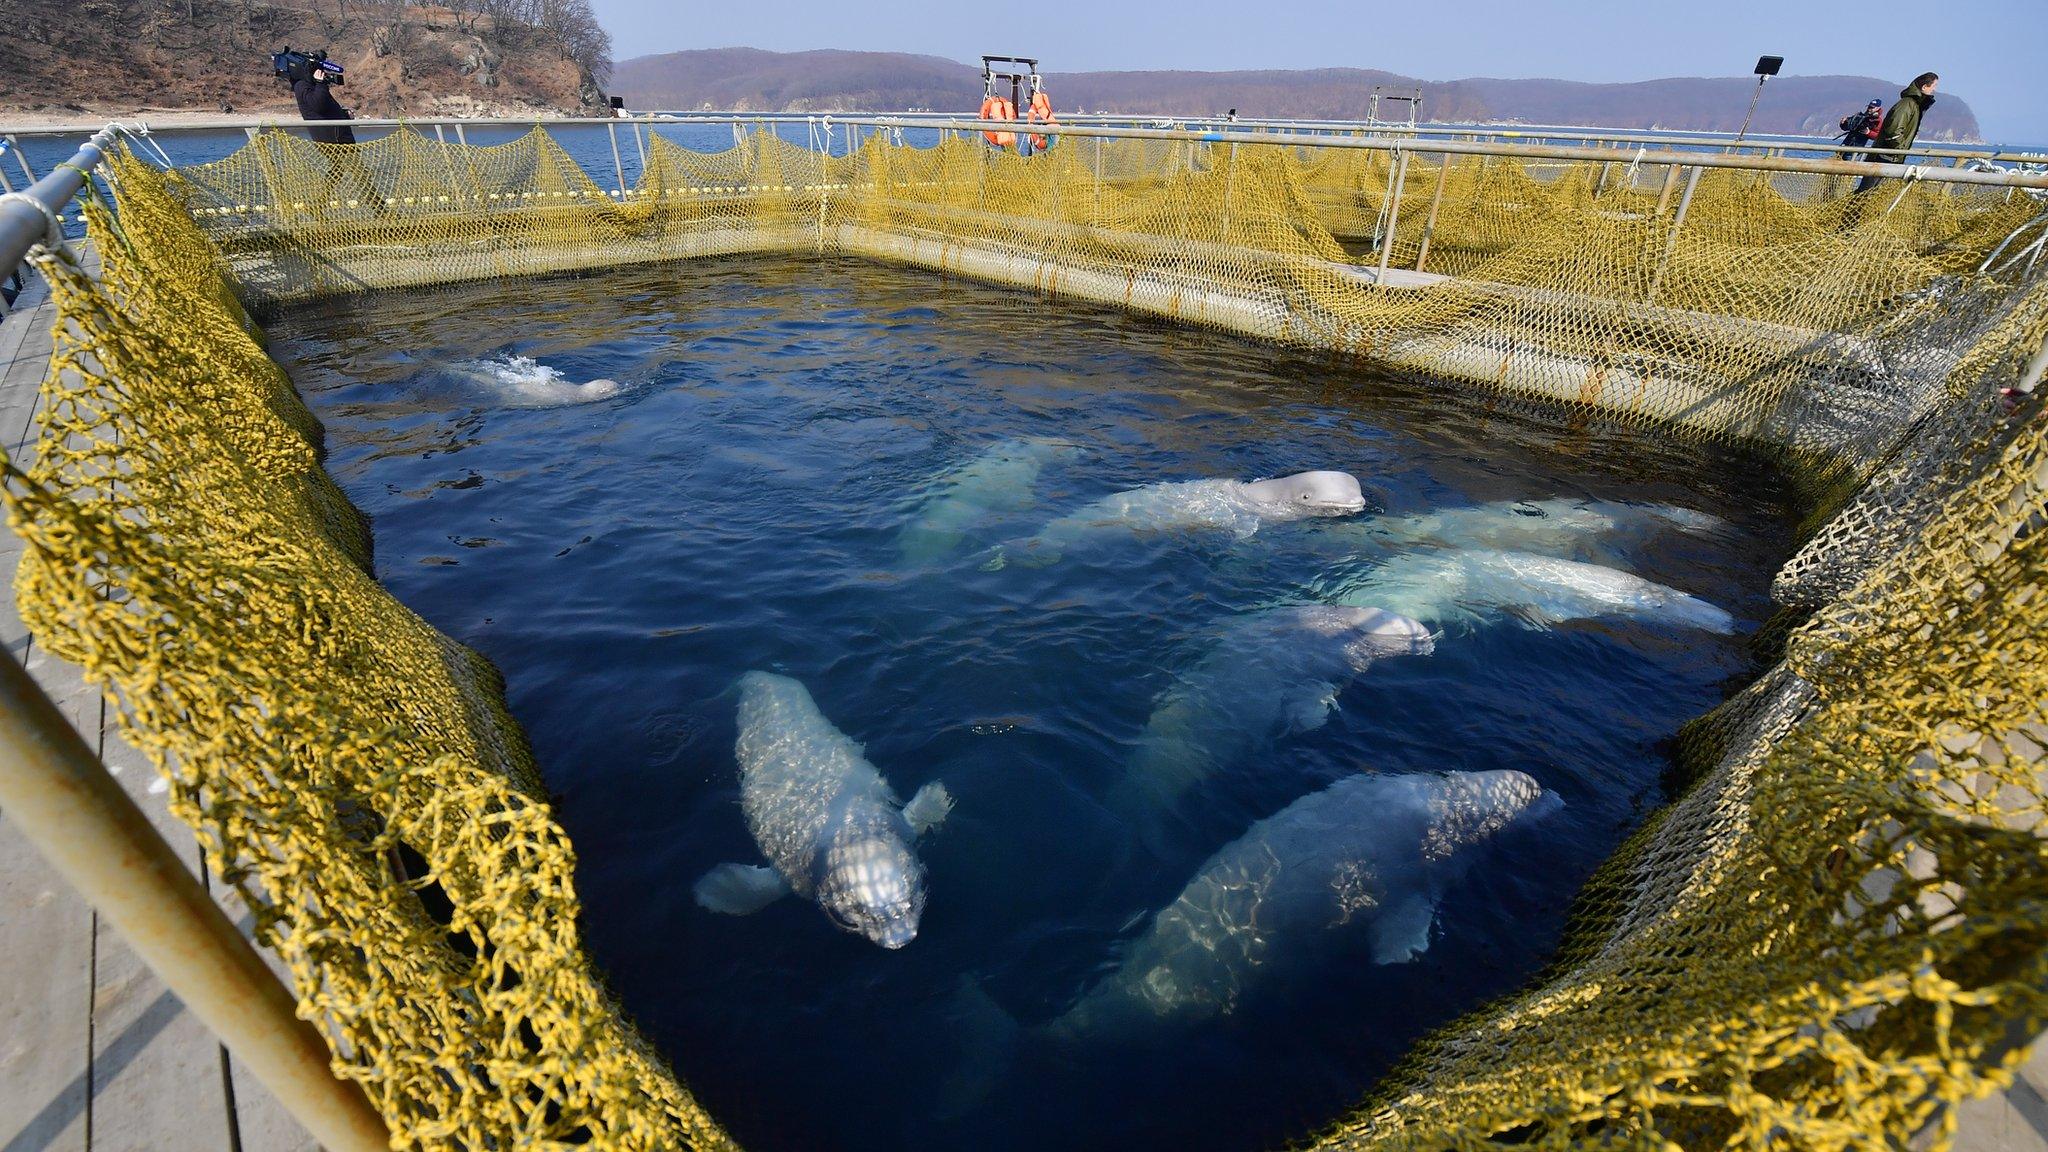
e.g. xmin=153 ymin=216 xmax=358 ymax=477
xmin=265 ymin=256 xmax=1795 ymax=1152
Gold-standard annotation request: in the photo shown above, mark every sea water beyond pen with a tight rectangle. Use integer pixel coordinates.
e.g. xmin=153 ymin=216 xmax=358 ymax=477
xmin=266 ymin=255 xmax=1797 ymax=1152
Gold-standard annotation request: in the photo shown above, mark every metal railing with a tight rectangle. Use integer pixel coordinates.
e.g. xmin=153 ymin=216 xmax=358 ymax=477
xmin=5 ymin=109 xmax=2044 ymax=167
xmin=634 ymin=109 xmax=2048 ymax=164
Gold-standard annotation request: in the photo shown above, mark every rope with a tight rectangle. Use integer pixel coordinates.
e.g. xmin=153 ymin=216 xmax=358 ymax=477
xmin=114 ymin=122 xmax=178 ymax=170
xmin=1886 ymin=164 xmax=1927 ymax=216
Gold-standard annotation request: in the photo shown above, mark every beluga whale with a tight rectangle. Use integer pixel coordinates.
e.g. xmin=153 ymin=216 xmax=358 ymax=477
xmin=987 ymin=469 xmax=1367 ymax=568
xmin=897 ymin=437 xmax=1081 ymax=565
xmin=694 ymin=671 xmax=953 ymax=949
xmin=1108 ymin=605 xmax=1435 ymax=846
xmin=1054 ymin=769 xmax=1560 ymax=1042
xmin=1311 ymin=548 xmax=1738 ymax=635
xmin=1329 ymin=498 xmax=1728 ymax=562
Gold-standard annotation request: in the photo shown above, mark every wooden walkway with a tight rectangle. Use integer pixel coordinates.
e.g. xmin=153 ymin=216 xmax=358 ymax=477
xmin=0 ymin=266 xmax=317 ymax=1152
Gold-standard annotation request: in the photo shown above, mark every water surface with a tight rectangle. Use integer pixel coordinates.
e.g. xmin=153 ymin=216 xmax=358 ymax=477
xmin=268 ymin=256 xmax=1797 ymax=1152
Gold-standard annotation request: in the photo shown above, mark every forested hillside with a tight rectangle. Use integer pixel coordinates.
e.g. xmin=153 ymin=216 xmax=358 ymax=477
xmin=0 ymin=0 xmax=612 ymax=118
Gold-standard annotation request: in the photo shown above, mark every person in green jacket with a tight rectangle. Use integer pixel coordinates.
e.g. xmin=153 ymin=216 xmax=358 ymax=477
xmin=1856 ymin=72 xmax=1939 ymax=192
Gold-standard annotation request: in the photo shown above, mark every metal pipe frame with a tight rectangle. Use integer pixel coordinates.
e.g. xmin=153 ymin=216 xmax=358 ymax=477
xmin=0 ymin=657 xmax=390 ymax=1152
xmin=627 ymin=110 xmax=2048 ymax=163
xmin=12 ymin=115 xmax=2046 ymax=195
xmin=4 ymin=112 xmax=2042 ymax=166
xmin=0 ymin=127 xmax=112 ymax=272
xmin=0 ymin=123 xmax=391 ymax=1152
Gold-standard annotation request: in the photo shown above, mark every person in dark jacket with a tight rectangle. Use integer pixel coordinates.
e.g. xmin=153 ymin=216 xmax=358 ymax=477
xmin=1856 ymin=73 xmax=1938 ymax=193
xmin=292 ymin=65 xmax=356 ymax=146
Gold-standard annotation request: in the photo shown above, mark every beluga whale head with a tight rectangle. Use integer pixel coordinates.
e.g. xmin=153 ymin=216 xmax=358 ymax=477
xmin=1240 ymin=470 xmax=1368 ymax=518
xmin=815 ymin=807 xmax=930 ymax=949
xmin=1311 ymin=604 xmax=1437 ymax=665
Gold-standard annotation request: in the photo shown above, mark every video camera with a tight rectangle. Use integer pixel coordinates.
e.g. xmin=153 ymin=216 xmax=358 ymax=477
xmin=272 ymin=46 xmax=344 ymax=86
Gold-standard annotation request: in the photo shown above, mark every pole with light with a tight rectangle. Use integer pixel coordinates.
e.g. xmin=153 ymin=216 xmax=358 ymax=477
xmin=1735 ymin=55 xmax=1783 ymax=142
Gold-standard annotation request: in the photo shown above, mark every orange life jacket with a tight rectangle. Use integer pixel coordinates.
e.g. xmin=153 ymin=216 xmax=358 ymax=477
xmin=980 ymin=95 xmax=1017 ymax=148
xmin=1027 ymin=90 xmax=1057 ymax=150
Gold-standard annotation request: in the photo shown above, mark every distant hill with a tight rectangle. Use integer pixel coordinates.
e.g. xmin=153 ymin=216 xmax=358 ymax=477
xmin=615 ymin=48 xmax=1982 ymax=141
xmin=0 ymin=0 xmax=609 ymax=120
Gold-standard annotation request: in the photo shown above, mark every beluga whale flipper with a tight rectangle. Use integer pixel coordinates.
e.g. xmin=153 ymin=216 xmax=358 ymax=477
xmin=1053 ymin=770 xmax=1560 ymax=1042
xmin=897 ymin=437 xmax=1081 ymax=564
xmin=987 ymin=469 xmax=1367 ymax=568
xmin=693 ymin=671 xmax=953 ymax=949
xmin=1312 ymin=548 xmax=1738 ymax=635
xmin=1108 ymin=605 xmax=1435 ymax=846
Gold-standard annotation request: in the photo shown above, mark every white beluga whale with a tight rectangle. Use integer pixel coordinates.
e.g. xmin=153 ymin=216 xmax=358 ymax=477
xmin=1108 ymin=605 xmax=1435 ymax=839
xmin=447 ymin=353 xmax=622 ymax=407
xmin=897 ymin=437 xmax=1081 ymax=564
xmin=693 ymin=671 xmax=953 ymax=949
xmin=987 ymin=469 xmax=1367 ymax=568
xmin=1053 ymin=770 xmax=1560 ymax=1041
xmin=1311 ymin=548 xmax=1738 ymax=635
xmin=1328 ymin=498 xmax=1728 ymax=560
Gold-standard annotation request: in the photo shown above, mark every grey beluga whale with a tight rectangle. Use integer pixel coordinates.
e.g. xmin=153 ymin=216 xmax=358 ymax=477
xmin=1052 ymin=769 xmax=1560 ymax=1042
xmin=1309 ymin=547 xmax=1738 ymax=635
xmin=1107 ymin=605 xmax=1435 ymax=845
xmin=1327 ymin=498 xmax=1728 ymax=560
xmin=897 ymin=437 xmax=1082 ymax=565
xmin=986 ymin=469 xmax=1367 ymax=568
xmin=693 ymin=671 xmax=953 ymax=949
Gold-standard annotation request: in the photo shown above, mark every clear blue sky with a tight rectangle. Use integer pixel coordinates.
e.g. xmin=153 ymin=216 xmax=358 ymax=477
xmin=588 ymin=0 xmax=2042 ymax=141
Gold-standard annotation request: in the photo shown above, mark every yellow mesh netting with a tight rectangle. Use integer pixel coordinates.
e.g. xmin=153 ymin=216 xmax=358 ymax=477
xmin=4 ymin=127 xmax=2045 ymax=1150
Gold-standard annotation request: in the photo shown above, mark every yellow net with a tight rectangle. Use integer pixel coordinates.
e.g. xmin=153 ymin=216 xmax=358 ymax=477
xmin=5 ymin=125 xmax=2045 ymax=1150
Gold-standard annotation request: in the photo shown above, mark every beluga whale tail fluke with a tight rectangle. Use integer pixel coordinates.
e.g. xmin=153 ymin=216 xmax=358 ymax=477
xmin=988 ymin=469 xmax=1368 ymax=569
xmin=693 ymin=671 xmax=952 ymax=949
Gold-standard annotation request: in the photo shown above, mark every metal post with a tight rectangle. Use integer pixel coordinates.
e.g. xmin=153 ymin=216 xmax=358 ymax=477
xmin=0 ymin=654 xmax=389 ymax=1152
xmin=431 ymin=123 xmax=465 ymax=209
xmin=1649 ymin=165 xmax=1703 ymax=302
xmin=1220 ymin=141 xmax=1236 ymax=240
xmin=1377 ymin=148 xmax=1411 ymax=278
xmin=1654 ymin=162 xmax=1683 ymax=217
xmin=7 ymin=135 xmax=35 ymax=186
xmin=605 ymin=121 xmax=627 ymax=198
xmin=1415 ymin=151 xmax=1450 ymax=272
xmin=449 ymin=123 xmax=488 ymax=210
xmin=630 ymin=119 xmax=648 ymax=185
xmin=1093 ymin=134 xmax=1104 ymax=222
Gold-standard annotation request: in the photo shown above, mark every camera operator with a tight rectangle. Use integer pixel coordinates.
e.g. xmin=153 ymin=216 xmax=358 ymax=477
xmin=292 ymin=61 xmax=356 ymax=146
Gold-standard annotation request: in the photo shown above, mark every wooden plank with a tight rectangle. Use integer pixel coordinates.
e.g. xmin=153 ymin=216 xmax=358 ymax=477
xmin=0 ymin=816 xmax=93 ymax=1152
xmin=0 ymin=276 xmax=51 ymax=463
xmin=0 ymin=278 xmax=93 ymax=1147
xmin=0 ymin=285 xmax=92 ymax=1151
xmin=85 ymin=709 xmax=237 ymax=1152
xmin=204 ymin=811 xmax=320 ymax=1152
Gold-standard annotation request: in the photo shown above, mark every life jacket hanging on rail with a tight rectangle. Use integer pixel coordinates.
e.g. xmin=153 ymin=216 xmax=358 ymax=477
xmin=1027 ymin=88 xmax=1057 ymax=152
xmin=981 ymin=90 xmax=1017 ymax=149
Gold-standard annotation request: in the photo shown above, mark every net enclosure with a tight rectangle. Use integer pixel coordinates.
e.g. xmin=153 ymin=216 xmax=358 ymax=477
xmin=6 ymin=120 xmax=2048 ymax=1151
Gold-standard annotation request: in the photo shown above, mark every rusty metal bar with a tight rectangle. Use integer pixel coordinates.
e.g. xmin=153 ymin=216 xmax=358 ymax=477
xmin=0 ymin=651 xmax=389 ymax=1152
